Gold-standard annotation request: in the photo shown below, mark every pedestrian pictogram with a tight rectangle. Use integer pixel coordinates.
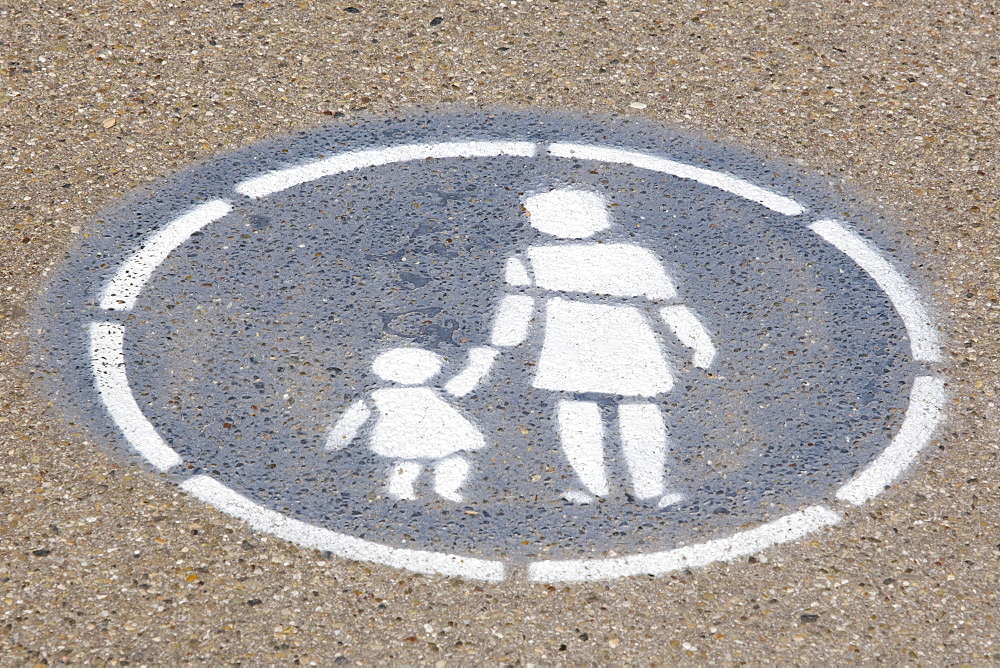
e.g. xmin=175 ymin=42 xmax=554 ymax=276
xmin=327 ymin=347 xmax=486 ymax=502
xmin=487 ymin=188 xmax=715 ymax=506
xmin=40 ymin=110 xmax=945 ymax=582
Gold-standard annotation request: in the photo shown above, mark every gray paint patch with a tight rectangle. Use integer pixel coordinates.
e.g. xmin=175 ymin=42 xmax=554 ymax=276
xmin=36 ymin=110 xmax=944 ymax=581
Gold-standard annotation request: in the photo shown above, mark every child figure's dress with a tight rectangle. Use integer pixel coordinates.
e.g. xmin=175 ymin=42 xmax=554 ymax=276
xmin=369 ymin=387 xmax=485 ymax=460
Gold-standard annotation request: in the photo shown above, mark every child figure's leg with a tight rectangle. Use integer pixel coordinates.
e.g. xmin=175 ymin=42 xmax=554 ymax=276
xmin=387 ymin=460 xmax=421 ymax=500
xmin=434 ymin=455 xmax=470 ymax=502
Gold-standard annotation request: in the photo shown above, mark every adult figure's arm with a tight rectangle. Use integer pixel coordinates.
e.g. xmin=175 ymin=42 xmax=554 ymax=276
xmin=660 ymin=305 xmax=716 ymax=369
xmin=490 ymin=294 xmax=535 ymax=348
xmin=491 ymin=257 xmax=535 ymax=349
xmin=324 ymin=400 xmax=371 ymax=450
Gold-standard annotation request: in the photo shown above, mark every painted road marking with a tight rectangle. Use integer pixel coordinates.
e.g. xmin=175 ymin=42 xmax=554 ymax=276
xmin=100 ymin=200 xmax=233 ymax=311
xmin=329 ymin=347 xmax=487 ymax=502
xmin=527 ymin=505 xmax=842 ymax=583
xmin=234 ymin=141 xmax=537 ymax=199
xmin=182 ymin=475 xmax=506 ymax=581
xmin=809 ymin=219 xmax=942 ymax=363
xmin=547 ymin=142 xmax=807 ymax=216
xmin=44 ymin=111 xmax=944 ymax=581
xmin=89 ymin=322 xmax=182 ymax=471
xmin=836 ymin=376 xmax=946 ymax=505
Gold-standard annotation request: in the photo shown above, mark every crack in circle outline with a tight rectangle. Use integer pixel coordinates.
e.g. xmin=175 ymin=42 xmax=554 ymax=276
xmin=88 ymin=138 xmax=945 ymax=583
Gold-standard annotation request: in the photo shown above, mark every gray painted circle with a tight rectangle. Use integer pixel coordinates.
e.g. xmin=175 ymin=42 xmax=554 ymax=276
xmin=40 ymin=110 xmax=944 ymax=582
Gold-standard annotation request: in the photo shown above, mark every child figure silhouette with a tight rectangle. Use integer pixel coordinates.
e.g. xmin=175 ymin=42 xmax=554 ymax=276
xmin=325 ymin=347 xmax=492 ymax=502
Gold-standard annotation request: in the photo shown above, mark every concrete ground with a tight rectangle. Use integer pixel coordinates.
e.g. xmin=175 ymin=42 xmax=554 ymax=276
xmin=1 ymin=0 xmax=997 ymax=663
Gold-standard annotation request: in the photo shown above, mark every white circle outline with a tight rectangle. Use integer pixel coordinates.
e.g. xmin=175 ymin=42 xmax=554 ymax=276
xmin=90 ymin=138 xmax=945 ymax=583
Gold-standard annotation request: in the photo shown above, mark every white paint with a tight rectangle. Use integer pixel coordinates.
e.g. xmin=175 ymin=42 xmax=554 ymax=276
xmin=504 ymin=257 xmax=532 ymax=286
xmin=661 ymin=305 xmax=716 ymax=369
xmin=489 ymin=295 xmax=534 ymax=347
xmin=369 ymin=387 xmax=485 ymax=461
xmin=433 ymin=455 xmax=470 ymax=502
xmin=523 ymin=189 xmax=610 ymax=238
xmin=90 ymin=138 xmax=936 ymax=581
xmin=657 ymin=492 xmax=684 ymax=508
xmin=528 ymin=505 xmax=841 ymax=582
xmin=534 ymin=298 xmax=674 ymax=397
xmin=89 ymin=322 xmax=182 ymax=471
xmin=387 ymin=460 xmax=422 ymax=500
xmin=235 ymin=141 xmax=538 ymax=199
xmin=486 ymin=190 xmax=714 ymax=502
xmin=548 ymin=143 xmax=806 ymax=216
xmin=372 ymin=348 xmax=442 ymax=385
xmin=325 ymin=347 xmax=486 ymax=501
xmin=526 ymin=244 xmax=676 ymax=299
xmin=809 ymin=219 xmax=942 ymax=363
xmin=557 ymin=400 xmax=609 ymax=498
xmin=182 ymin=475 xmax=505 ymax=581
xmin=562 ymin=490 xmax=595 ymax=504
xmin=618 ymin=402 xmax=668 ymax=500
xmin=444 ymin=346 xmax=498 ymax=397
xmin=836 ymin=375 xmax=946 ymax=505
xmin=324 ymin=400 xmax=371 ymax=450
xmin=99 ymin=200 xmax=233 ymax=311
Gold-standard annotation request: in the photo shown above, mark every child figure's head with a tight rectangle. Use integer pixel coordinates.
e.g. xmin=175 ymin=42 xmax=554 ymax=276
xmin=371 ymin=347 xmax=442 ymax=385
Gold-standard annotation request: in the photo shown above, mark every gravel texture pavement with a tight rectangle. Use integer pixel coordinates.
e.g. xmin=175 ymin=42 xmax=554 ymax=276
xmin=1 ymin=0 xmax=997 ymax=664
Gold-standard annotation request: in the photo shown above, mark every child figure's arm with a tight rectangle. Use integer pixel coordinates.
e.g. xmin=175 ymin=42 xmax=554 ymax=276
xmin=324 ymin=399 xmax=371 ymax=450
xmin=444 ymin=347 xmax=500 ymax=398
xmin=444 ymin=261 xmax=534 ymax=398
xmin=444 ymin=287 xmax=535 ymax=398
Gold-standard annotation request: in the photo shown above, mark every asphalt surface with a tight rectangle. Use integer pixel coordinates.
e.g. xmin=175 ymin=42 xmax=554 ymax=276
xmin=2 ymin=0 xmax=998 ymax=664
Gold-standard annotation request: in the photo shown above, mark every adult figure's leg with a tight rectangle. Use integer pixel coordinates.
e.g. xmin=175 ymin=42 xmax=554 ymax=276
xmin=557 ymin=399 xmax=609 ymax=499
xmin=387 ymin=460 xmax=421 ymax=500
xmin=619 ymin=402 xmax=681 ymax=506
xmin=434 ymin=455 xmax=469 ymax=502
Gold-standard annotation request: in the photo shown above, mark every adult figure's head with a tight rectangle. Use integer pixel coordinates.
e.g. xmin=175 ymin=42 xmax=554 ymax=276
xmin=524 ymin=188 xmax=610 ymax=239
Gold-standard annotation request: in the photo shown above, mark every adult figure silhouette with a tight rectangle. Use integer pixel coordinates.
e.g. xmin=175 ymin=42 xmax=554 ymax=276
xmin=465 ymin=188 xmax=716 ymax=506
